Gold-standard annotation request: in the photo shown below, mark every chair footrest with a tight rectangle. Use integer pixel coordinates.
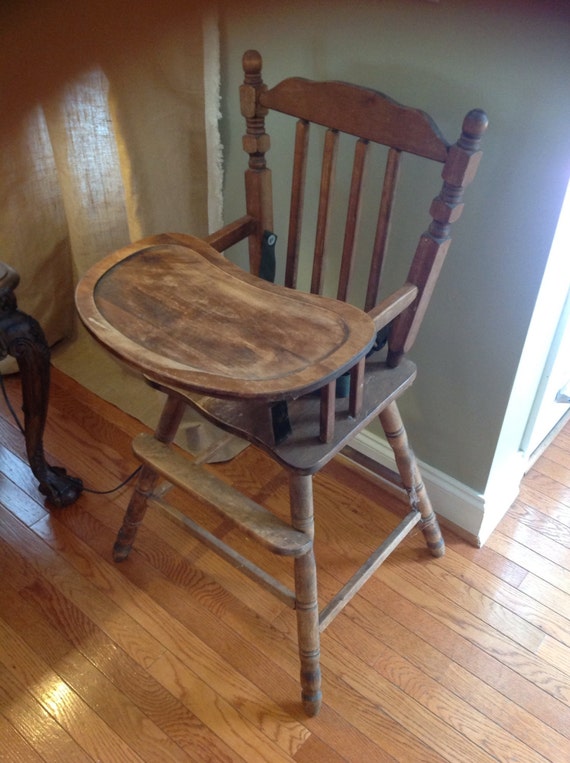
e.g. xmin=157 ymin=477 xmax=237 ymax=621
xmin=133 ymin=433 xmax=311 ymax=557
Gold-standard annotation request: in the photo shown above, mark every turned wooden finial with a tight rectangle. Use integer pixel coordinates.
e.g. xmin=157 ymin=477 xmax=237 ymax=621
xmin=459 ymin=108 xmax=489 ymax=151
xmin=425 ymin=110 xmax=488 ymax=241
xmin=242 ymin=50 xmax=262 ymax=81
xmin=240 ymin=47 xmax=269 ymax=172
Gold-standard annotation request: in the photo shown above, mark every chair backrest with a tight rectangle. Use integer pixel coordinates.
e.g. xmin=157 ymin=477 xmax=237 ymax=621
xmin=239 ymin=50 xmax=487 ymax=366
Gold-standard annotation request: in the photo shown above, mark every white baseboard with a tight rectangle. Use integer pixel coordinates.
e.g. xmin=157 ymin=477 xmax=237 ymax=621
xmin=351 ymin=429 xmax=488 ymax=545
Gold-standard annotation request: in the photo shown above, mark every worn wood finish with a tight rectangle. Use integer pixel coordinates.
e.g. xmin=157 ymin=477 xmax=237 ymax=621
xmin=318 ymin=509 xmax=421 ymax=631
xmin=337 ymin=138 xmax=369 ymax=302
xmin=77 ymin=233 xmax=375 ymax=401
xmin=379 ymin=401 xmax=444 ymax=556
xmin=74 ymin=49 xmax=487 ymax=714
xmin=240 ymin=49 xmax=487 ymax=366
xmin=386 ymin=109 xmax=487 ymax=366
xmin=131 ymin=433 xmax=311 ymax=558
xmin=175 ymin=356 xmax=417 ymax=475
xmin=348 ymin=358 xmax=365 ymax=419
xmin=112 ymin=393 xmax=186 ymax=563
xmin=205 ymin=214 xmax=256 ymax=252
xmin=1 ymin=368 xmax=569 ymax=761
xmin=260 ymin=77 xmax=451 ymax=162
xmin=311 ymin=128 xmax=338 ymax=295
xmin=286 ymin=119 xmax=310 ymax=290
xmin=319 ymin=381 xmax=336 ymax=445
xmin=368 ymin=283 xmax=418 ymax=333
xmin=366 ymin=147 xmax=401 ymax=312
xmin=149 ymin=492 xmax=298 ymax=608
xmin=241 ymin=50 xmax=274 ymax=276
xmin=289 ymin=473 xmax=322 ymax=716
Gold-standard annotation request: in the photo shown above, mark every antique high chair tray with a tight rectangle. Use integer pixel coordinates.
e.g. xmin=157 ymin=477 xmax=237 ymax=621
xmin=77 ymin=232 xmax=376 ymax=402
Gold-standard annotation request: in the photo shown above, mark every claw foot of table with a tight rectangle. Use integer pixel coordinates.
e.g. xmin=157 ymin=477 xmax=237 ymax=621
xmin=0 ymin=262 xmax=83 ymax=507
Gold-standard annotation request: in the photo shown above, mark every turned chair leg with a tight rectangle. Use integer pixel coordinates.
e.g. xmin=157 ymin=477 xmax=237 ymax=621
xmin=289 ymin=473 xmax=322 ymax=716
xmin=113 ymin=394 xmax=186 ymax=562
xmin=379 ymin=401 xmax=445 ymax=557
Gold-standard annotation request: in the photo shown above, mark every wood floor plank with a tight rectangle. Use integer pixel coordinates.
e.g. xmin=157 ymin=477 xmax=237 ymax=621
xmin=151 ymin=554 xmax=447 ymax=763
xmin=333 ymin=596 xmax=568 ymax=763
xmin=0 ymin=504 xmax=165 ymax=671
xmin=125 ymin=474 xmax=458 ymax=755
xmin=501 ymin=498 xmax=570 ymax=549
xmin=0 ymin=714 xmax=45 ymax=763
xmin=0 ymin=443 xmax=48 ymax=525
xmin=522 ymin=469 xmax=570 ymax=508
xmin=537 ymin=635 xmax=570 ymax=677
xmin=384 ymin=549 xmax=570 ymax=707
xmin=0 ymin=659 xmax=109 ymax=763
xmin=0 ymin=542 xmax=192 ymax=763
xmin=23 ymin=436 xmax=422 ymax=763
xmin=496 ymin=509 xmax=570 ymax=569
xmin=518 ymin=572 xmax=570 ymax=618
xmin=148 ymin=650 xmax=306 ymax=763
xmin=485 ymin=530 xmax=570 ymax=595
xmin=16 ymin=582 xmax=219 ymax=763
xmin=51 ymin=504 xmax=417 ymax=761
xmin=26 ymin=505 xmax=314 ymax=760
xmin=293 ymin=737 xmax=348 ymax=763
xmin=108 ymin=516 xmax=438 ymax=759
xmin=431 ymin=544 xmax=570 ymax=649
xmin=518 ymin=482 xmax=570 ymax=525
xmin=393 ymin=545 xmax=547 ymax=654
xmin=359 ymin=570 xmax=570 ymax=739
xmin=323 ymin=627 xmax=549 ymax=763
xmin=1 ymin=367 xmax=569 ymax=761
xmin=0 ymin=510 xmax=245 ymax=763
xmin=533 ymin=452 xmax=570 ymax=487
xmin=65 ymin=498 xmax=410 ymax=760
xmin=444 ymin=528 xmax=529 ymax=588
xmin=0 ymin=616 xmax=144 ymax=762
xmin=544 ymin=442 xmax=570 ymax=469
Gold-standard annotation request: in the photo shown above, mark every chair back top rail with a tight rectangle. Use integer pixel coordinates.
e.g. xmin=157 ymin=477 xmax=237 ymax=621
xmin=260 ymin=76 xmax=450 ymax=162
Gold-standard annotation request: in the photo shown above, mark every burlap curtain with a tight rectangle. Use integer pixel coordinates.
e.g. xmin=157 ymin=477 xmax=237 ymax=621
xmin=0 ymin=15 xmax=222 ymax=428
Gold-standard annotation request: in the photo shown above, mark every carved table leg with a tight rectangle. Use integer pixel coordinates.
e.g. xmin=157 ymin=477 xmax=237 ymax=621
xmin=0 ymin=263 xmax=82 ymax=507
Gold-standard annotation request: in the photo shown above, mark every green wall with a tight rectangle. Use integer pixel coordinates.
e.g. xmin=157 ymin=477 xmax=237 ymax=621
xmin=219 ymin=0 xmax=570 ymax=494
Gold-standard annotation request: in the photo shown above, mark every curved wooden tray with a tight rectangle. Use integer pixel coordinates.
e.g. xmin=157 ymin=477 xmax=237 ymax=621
xmin=76 ymin=233 xmax=376 ymax=400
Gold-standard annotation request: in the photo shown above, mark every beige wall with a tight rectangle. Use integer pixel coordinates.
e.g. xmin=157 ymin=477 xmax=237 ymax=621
xmin=219 ymin=0 xmax=570 ymax=496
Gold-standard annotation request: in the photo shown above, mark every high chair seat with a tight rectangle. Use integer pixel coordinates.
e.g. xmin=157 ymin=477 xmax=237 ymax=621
xmin=75 ymin=49 xmax=487 ymax=716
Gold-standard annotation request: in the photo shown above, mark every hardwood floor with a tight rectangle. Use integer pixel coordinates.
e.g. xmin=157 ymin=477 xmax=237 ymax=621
xmin=0 ymin=367 xmax=568 ymax=762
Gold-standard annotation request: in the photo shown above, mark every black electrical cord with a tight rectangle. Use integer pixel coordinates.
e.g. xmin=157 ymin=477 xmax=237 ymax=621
xmin=82 ymin=466 xmax=142 ymax=495
xmin=0 ymin=371 xmax=141 ymax=496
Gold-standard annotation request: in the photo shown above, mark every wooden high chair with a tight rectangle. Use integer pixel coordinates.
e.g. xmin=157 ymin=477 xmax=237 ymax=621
xmin=76 ymin=50 xmax=487 ymax=716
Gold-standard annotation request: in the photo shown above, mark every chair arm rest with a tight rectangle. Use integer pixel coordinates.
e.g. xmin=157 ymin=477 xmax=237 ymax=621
xmin=368 ymin=283 xmax=418 ymax=332
xmin=205 ymin=215 xmax=257 ymax=252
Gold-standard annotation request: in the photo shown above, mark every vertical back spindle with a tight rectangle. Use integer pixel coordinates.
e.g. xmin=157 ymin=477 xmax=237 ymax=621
xmin=337 ymin=138 xmax=369 ymax=302
xmin=365 ymin=148 xmax=402 ymax=312
xmin=285 ymin=120 xmax=310 ymax=289
xmin=311 ymin=128 xmax=339 ymax=295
